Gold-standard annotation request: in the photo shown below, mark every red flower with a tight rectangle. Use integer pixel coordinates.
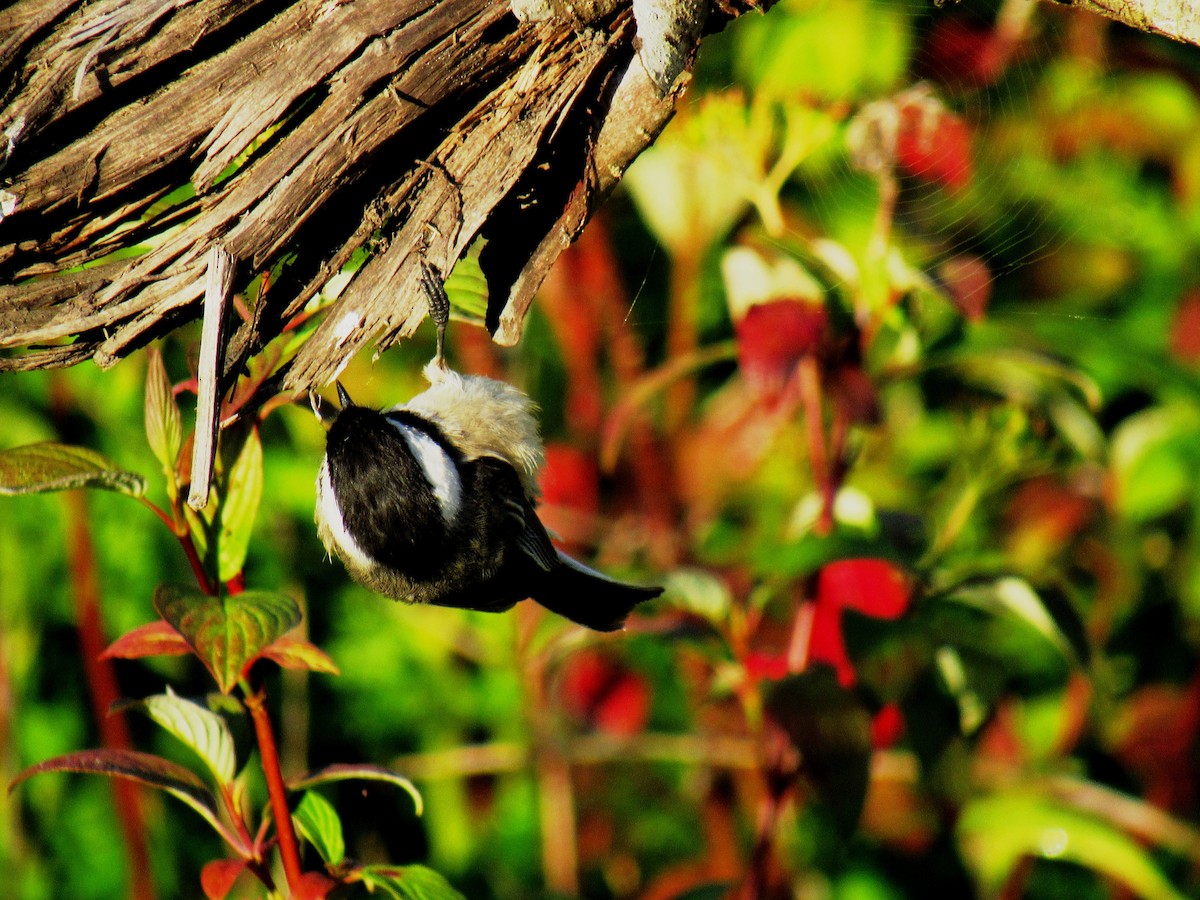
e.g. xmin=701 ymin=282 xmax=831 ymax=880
xmin=809 ymin=559 xmax=911 ymax=687
xmin=734 ymin=299 xmax=827 ymax=398
xmin=559 ymin=650 xmax=650 ymax=738
xmin=895 ymin=98 xmax=973 ymax=191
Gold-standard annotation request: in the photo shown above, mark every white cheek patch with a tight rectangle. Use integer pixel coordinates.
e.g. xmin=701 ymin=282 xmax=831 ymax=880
xmin=316 ymin=460 xmax=375 ymax=570
xmin=390 ymin=420 xmax=462 ymax=525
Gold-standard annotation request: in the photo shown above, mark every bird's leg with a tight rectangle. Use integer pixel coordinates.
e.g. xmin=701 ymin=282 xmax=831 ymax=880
xmin=420 ymin=260 xmax=450 ymax=370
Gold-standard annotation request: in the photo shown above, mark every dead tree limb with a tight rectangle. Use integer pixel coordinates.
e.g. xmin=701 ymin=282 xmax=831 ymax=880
xmin=0 ymin=0 xmax=761 ymax=397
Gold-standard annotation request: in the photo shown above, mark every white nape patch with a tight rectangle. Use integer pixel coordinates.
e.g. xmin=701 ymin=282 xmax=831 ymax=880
xmin=389 ymin=419 xmax=462 ymax=525
xmin=316 ymin=460 xmax=374 ymax=570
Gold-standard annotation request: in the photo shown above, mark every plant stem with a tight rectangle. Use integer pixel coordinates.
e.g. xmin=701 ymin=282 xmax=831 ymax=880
xmin=245 ymin=683 xmax=304 ymax=894
xmin=65 ymin=491 xmax=157 ymax=900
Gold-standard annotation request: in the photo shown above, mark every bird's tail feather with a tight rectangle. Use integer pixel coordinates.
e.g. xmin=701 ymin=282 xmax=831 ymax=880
xmin=532 ymin=552 xmax=662 ymax=632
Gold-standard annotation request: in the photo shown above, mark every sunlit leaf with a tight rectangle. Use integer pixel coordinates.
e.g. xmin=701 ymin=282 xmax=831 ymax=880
xmin=154 ymin=583 xmax=301 ymax=693
xmin=662 ymin=568 xmax=732 ymax=624
xmin=201 ymin=859 xmax=248 ymax=900
xmin=9 ymin=748 xmax=224 ymax=836
xmin=765 ymin=669 xmax=872 ymax=838
xmin=0 ymin=443 xmax=146 ymax=498
xmin=218 ymin=428 xmax=263 ymax=583
xmin=942 ymin=577 xmax=1078 ymax=666
xmin=445 ymin=239 xmax=489 ymax=323
xmin=101 ymin=620 xmax=192 ymax=660
xmin=259 ymin=635 xmax=340 ymax=676
xmin=958 ymin=791 xmax=1189 ymax=900
xmin=145 ymin=347 xmax=183 ymax=479
xmin=357 ymin=864 xmax=465 ymax=900
xmin=290 ymin=763 xmax=423 ymax=817
xmin=293 ymin=790 xmax=345 ymax=866
xmin=126 ymin=687 xmax=237 ymax=787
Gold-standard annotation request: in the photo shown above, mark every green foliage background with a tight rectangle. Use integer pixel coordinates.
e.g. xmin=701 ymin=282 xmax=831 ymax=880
xmin=6 ymin=0 xmax=1200 ymax=897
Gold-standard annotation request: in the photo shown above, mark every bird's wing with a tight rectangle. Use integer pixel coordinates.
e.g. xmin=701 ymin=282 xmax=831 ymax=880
xmin=473 ymin=456 xmax=558 ymax=572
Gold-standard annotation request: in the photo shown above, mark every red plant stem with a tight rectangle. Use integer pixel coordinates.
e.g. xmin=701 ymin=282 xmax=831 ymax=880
xmin=245 ymin=684 xmax=304 ymax=893
xmin=797 ymin=356 xmax=834 ymax=534
xmin=64 ymin=491 xmax=157 ymax=900
xmin=178 ymin=530 xmax=217 ymax=595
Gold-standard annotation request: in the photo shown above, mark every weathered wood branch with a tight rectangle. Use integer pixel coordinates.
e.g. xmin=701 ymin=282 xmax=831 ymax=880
xmin=1056 ymin=0 xmax=1199 ymax=46
xmin=0 ymin=0 xmax=756 ymax=395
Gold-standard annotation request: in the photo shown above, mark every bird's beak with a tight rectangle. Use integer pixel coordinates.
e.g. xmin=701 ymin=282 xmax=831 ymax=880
xmin=336 ymin=382 xmax=354 ymax=410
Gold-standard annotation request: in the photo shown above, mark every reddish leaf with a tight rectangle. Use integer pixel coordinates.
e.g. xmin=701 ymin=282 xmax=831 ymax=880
xmin=289 ymin=764 xmax=423 ymax=816
xmin=922 ymin=18 xmax=1011 ymax=87
xmin=938 ymin=254 xmax=992 ymax=322
xmin=201 ymin=859 xmax=249 ymax=900
xmin=153 ymin=583 xmax=301 ymax=693
xmin=9 ymin=748 xmax=218 ymax=827
xmin=896 ymin=98 xmax=973 ymax=191
xmin=734 ymin=300 xmax=827 ymax=397
xmin=1171 ymin=288 xmax=1200 ymax=364
xmin=539 ymin=444 xmax=601 ymax=552
xmin=810 ymin=560 xmax=912 ymax=687
xmin=101 ymin=620 xmax=191 ymax=660
xmin=560 ymin=651 xmax=651 ymax=737
xmin=259 ymin=636 xmax=340 ymax=676
xmin=744 ymin=651 xmax=789 ymax=682
xmin=295 ymin=871 xmax=339 ymax=899
xmin=870 ymin=704 xmax=906 ymax=749
xmin=818 ymin=560 xmax=911 ymax=619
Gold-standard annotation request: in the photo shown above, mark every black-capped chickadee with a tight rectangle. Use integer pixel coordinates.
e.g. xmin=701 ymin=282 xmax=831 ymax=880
xmin=314 ymin=363 xmax=662 ymax=631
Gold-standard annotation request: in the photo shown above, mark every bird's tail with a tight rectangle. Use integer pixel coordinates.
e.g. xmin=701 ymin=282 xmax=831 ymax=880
xmin=532 ymin=552 xmax=662 ymax=632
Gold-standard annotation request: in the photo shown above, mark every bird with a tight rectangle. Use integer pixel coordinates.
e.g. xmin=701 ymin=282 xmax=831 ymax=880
xmin=314 ymin=362 xmax=662 ymax=632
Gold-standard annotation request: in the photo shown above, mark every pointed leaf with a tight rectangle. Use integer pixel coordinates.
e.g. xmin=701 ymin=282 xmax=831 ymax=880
xmin=357 ymin=864 xmax=465 ymax=900
xmin=295 ymin=872 xmax=339 ymax=900
xmin=293 ymin=790 xmax=345 ymax=866
xmin=943 ymin=577 xmax=1078 ymax=665
xmin=290 ymin=764 xmax=423 ymax=817
xmin=201 ymin=859 xmax=249 ymax=900
xmin=218 ymin=428 xmax=263 ymax=583
xmin=765 ymin=669 xmax=872 ymax=838
xmin=9 ymin=748 xmax=223 ymax=835
xmin=128 ymin=687 xmax=236 ymax=787
xmin=259 ymin=636 xmax=340 ymax=676
xmin=145 ymin=347 xmax=183 ymax=477
xmin=101 ymin=620 xmax=192 ymax=660
xmin=0 ymin=443 xmax=145 ymax=498
xmin=958 ymin=791 xmax=1189 ymax=900
xmin=154 ymin=583 xmax=301 ymax=693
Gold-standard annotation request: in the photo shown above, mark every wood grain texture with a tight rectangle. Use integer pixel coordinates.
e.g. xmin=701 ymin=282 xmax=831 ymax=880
xmin=0 ymin=0 xmax=760 ymax=394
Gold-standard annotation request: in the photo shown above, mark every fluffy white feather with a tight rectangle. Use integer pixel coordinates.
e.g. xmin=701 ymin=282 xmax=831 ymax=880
xmin=396 ymin=361 xmax=545 ymax=496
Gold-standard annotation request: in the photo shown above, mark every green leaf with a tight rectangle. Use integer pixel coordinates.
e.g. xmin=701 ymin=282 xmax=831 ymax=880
xmin=218 ymin=427 xmax=262 ymax=583
xmin=126 ymin=687 xmax=237 ymax=787
xmin=0 ymin=443 xmax=146 ymax=498
xmin=445 ymin=239 xmax=489 ymax=323
xmin=9 ymin=748 xmax=225 ymax=837
xmin=958 ymin=791 xmax=1189 ymax=900
xmin=941 ymin=577 xmax=1079 ymax=667
xmin=290 ymin=764 xmax=422 ymax=817
xmin=153 ymin=583 xmax=301 ymax=693
xmin=765 ymin=669 xmax=873 ymax=838
xmin=357 ymin=864 xmax=465 ymax=900
xmin=145 ymin=347 xmax=183 ymax=479
xmin=662 ymin=567 xmax=732 ymax=625
xmin=293 ymin=790 xmax=345 ymax=866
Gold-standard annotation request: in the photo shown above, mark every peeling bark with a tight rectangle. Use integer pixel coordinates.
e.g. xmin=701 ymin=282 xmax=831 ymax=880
xmin=0 ymin=0 xmax=758 ymax=395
